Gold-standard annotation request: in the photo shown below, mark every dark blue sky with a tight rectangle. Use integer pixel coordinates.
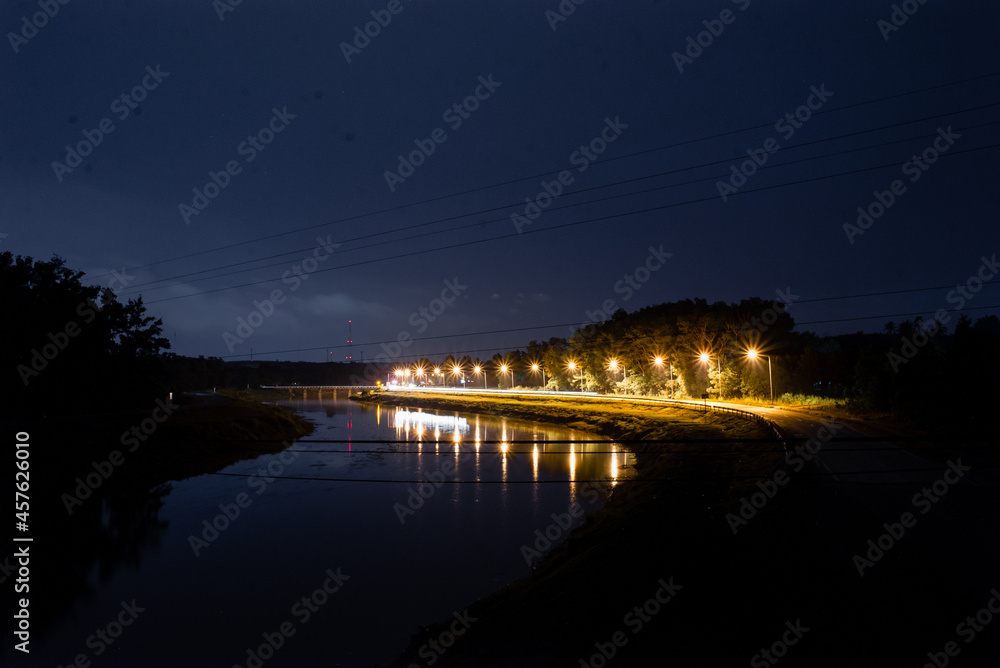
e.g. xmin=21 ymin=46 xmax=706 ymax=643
xmin=3 ymin=0 xmax=998 ymax=362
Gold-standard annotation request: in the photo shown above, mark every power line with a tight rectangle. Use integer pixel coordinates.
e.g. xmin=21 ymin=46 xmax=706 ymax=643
xmin=120 ymin=110 xmax=1000 ymax=295
xmin=219 ymin=299 xmax=1000 ymax=362
xmin=142 ymin=141 xmax=1000 ymax=305
xmin=796 ymin=304 xmax=1000 ymax=326
xmin=94 ymin=71 xmax=1000 ymax=283
xmin=206 ymin=464 xmax=999 ymax=484
xmin=213 ymin=446 xmax=977 ymax=454
xmin=214 ymin=280 xmax=1000 ymax=359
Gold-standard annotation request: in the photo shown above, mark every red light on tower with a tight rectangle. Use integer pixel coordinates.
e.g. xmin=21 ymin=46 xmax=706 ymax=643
xmin=345 ymin=319 xmax=353 ymax=361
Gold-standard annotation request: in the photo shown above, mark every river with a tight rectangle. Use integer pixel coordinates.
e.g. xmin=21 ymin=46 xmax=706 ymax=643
xmin=30 ymin=394 xmax=631 ymax=667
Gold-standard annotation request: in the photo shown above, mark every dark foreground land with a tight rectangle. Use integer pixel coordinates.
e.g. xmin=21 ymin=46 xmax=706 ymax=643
xmin=357 ymin=391 xmax=1000 ymax=667
xmin=8 ymin=391 xmax=312 ymax=631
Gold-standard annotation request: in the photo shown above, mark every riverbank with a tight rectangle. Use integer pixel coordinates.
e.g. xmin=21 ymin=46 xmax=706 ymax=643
xmin=357 ymin=390 xmax=984 ymax=666
xmin=29 ymin=391 xmax=313 ymax=489
xmin=19 ymin=391 xmax=313 ymax=631
xmin=354 ymin=391 xmax=792 ymax=665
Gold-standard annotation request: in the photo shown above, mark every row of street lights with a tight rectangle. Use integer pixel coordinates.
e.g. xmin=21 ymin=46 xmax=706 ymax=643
xmin=697 ymin=349 xmax=773 ymax=402
xmin=389 ymin=348 xmax=774 ymax=400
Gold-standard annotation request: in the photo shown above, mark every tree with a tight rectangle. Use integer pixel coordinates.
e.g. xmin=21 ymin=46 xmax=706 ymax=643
xmin=2 ymin=253 xmax=170 ymax=415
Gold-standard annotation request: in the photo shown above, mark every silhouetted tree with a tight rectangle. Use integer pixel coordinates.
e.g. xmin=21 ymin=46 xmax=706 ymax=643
xmin=2 ymin=252 xmax=170 ymax=415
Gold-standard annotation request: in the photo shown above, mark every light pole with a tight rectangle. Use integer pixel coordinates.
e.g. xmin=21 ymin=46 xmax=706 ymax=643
xmin=654 ymin=356 xmax=672 ymax=398
xmin=434 ymin=367 xmax=442 ymax=387
xmin=452 ymin=364 xmax=463 ymax=389
xmin=746 ymin=349 xmax=773 ymax=403
xmin=608 ymin=359 xmax=626 ymax=394
xmin=474 ymin=365 xmax=487 ymax=389
xmin=531 ymin=363 xmax=546 ymax=389
xmin=699 ymin=352 xmax=723 ymax=399
xmin=567 ymin=361 xmax=584 ymax=391
xmin=499 ymin=364 xmax=514 ymax=390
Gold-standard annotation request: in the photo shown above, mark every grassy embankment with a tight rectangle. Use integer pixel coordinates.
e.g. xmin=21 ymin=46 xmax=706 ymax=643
xmin=33 ymin=390 xmax=312 ymax=490
xmin=353 ymin=390 xmax=814 ymax=666
xmin=21 ymin=390 xmax=313 ymax=630
xmin=366 ymin=391 xmax=993 ymax=666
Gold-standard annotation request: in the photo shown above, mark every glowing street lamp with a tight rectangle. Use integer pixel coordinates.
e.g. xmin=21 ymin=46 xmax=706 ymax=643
xmin=653 ymin=356 xmax=674 ymax=399
xmin=434 ymin=367 xmax=442 ymax=387
xmin=452 ymin=364 xmax=463 ymax=388
xmin=746 ymin=348 xmax=773 ymax=403
xmin=698 ymin=352 xmax=723 ymax=399
xmin=474 ymin=365 xmax=487 ymax=389
xmin=567 ymin=360 xmax=583 ymax=391
xmin=531 ymin=363 xmax=546 ymax=389
xmin=607 ymin=359 xmax=627 ymax=394
xmin=497 ymin=363 xmax=514 ymax=389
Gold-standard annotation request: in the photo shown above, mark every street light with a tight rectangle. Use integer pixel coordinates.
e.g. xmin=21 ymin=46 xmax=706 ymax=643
xmin=434 ymin=367 xmax=442 ymax=387
xmin=746 ymin=348 xmax=773 ymax=403
xmin=698 ymin=352 xmax=723 ymax=399
xmin=653 ymin=356 xmax=674 ymax=398
xmin=531 ymin=363 xmax=546 ymax=389
xmin=474 ymin=365 xmax=487 ymax=389
xmin=452 ymin=364 xmax=463 ymax=388
xmin=499 ymin=363 xmax=514 ymax=389
xmin=608 ymin=359 xmax=626 ymax=394
xmin=567 ymin=360 xmax=584 ymax=391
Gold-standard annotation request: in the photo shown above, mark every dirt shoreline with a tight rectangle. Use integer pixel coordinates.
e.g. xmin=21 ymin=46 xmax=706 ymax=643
xmin=22 ymin=392 xmax=314 ymax=631
xmin=351 ymin=390 xmax=984 ymax=667
xmin=352 ymin=391 xmax=797 ymax=666
xmin=28 ymin=391 xmax=313 ymax=488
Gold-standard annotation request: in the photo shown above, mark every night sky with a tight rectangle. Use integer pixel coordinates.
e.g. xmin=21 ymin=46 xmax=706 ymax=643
xmin=3 ymin=0 xmax=998 ymax=363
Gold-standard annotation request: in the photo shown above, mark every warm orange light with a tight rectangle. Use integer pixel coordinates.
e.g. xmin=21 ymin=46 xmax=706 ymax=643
xmin=567 ymin=361 xmax=577 ymax=371
xmin=474 ymin=365 xmax=482 ymax=374
xmin=747 ymin=349 xmax=759 ymax=360
xmin=499 ymin=364 xmax=508 ymax=373
xmin=531 ymin=363 xmax=539 ymax=372
xmin=699 ymin=352 xmax=710 ymax=364
xmin=608 ymin=359 xmax=619 ymax=370
xmin=654 ymin=356 xmax=663 ymax=366
xmin=452 ymin=365 xmax=461 ymax=374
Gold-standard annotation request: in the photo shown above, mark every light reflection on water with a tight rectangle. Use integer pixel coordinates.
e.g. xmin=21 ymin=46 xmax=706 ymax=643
xmin=33 ymin=394 xmax=633 ymax=668
xmin=383 ymin=404 xmax=630 ymax=489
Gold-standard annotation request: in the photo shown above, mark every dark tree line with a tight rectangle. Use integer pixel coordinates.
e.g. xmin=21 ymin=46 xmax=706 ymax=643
xmin=2 ymin=253 xmax=170 ymax=416
xmin=172 ymin=297 xmax=1000 ymax=430
xmin=7 ymin=253 xmax=997 ymax=429
xmin=425 ymin=298 xmax=999 ymax=429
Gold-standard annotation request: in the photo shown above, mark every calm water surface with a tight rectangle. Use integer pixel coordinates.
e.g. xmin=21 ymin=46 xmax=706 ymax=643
xmin=33 ymin=396 xmax=631 ymax=667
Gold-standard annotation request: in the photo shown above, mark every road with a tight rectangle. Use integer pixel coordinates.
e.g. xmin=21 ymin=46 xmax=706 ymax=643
xmin=394 ymin=385 xmax=996 ymax=490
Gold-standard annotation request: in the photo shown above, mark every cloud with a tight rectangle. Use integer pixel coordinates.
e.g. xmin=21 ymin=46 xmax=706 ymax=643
xmin=299 ymin=292 xmax=392 ymax=318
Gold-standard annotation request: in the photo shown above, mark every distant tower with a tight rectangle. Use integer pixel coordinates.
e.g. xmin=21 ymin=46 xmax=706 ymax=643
xmin=345 ymin=320 xmax=353 ymax=361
